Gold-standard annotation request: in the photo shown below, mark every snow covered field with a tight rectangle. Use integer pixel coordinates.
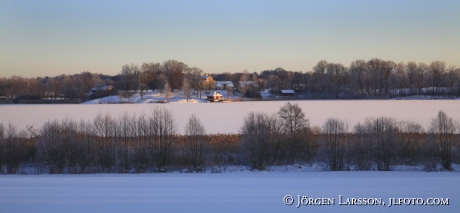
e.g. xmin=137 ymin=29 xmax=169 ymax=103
xmin=2 ymin=97 xmax=459 ymax=212
xmin=1 ymin=171 xmax=459 ymax=213
xmin=1 ymin=100 xmax=459 ymax=134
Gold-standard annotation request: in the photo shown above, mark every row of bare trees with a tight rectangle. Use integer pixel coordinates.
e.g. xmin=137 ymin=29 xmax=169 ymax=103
xmin=237 ymin=103 xmax=459 ymax=171
xmin=117 ymin=60 xmax=204 ymax=98
xmin=36 ymin=108 xmax=185 ymax=174
xmin=317 ymin=111 xmax=460 ymax=171
xmin=0 ymin=72 xmax=112 ymax=100
xmin=0 ymin=60 xmax=204 ymax=101
xmin=0 ymin=107 xmax=240 ymax=174
xmin=1 ymin=106 xmax=459 ymax=174
xmin=257 ymin=59 xmax=460 ymax=98
xmin=0 ymin=124 xmax=35 ymax=174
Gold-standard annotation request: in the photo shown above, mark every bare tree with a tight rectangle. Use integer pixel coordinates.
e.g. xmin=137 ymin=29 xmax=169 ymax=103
xmin=351 ymin=123 xmax=373 ymax=170
xmin=428 ymin=61 xmax=446 ymax=95
xmin=161 ymin=60 xmax=187 ymax=90
xmin=164 ymin=82 xmax=171 ymax=102
xmin=120 ymin=64 xmax=140 ymax=91
xmin=416 ymin=63 xmax=428 ymax=94
xmin=389 ymin=62 xmax=409 ymax=97
xmin=407 ymin=62 xmax=419 ymax=95
xmin=278 ymin=102 xmax=309 ymax=135
xmin=350 ymin=60 xmax=368 ymax=98
xmin=155 ymin=74 xmax=168 ymax=93
xmin=398 ymin=120 xmax=424 ymax=164
xmin=350 ymin=117 xmax=400 ymax=171
xmin=92 ymin=112 xmax=116 ymax=170
xmin=367 ymin=59 xmax=395 ymax=97
xmin=182 ymin=79 xmax=191 ymax=102
xmin=185 ymin=114 xmax=207 ymax=171
xmin=240 ymin=112 xmax=280 ymax=170
xmin=238 ymin=70 xmax=250 ymax=97
xmin=37 ymin=118 xmax=81 ymax=174
xmin=150 ymin=107 xmax=177 ymax=171
xmin=365 ymin=117 xmax=399 ymax=171
xmin=0 ymin=123 xmax=29 ymax=174
xmin=188 ymin=67 xmax=203 ymax=97
xmin=428 ymin=111 xmax=458 ymax=170
xmin=277 ymin=102 xmax=311 ymax=162
xmin=141 ymin=62 xmax=161 ymax=91
xmin=320 ymin=118 xmax=349 ymax=171
xmin=117 ymin=112 xmax=135 ymax=173
xmin=226 ymin=85 xmax=233 ymax=99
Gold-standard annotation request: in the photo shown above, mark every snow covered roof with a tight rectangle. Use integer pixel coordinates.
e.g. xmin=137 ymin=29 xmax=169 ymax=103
xmin=214 ymin=92 xmax=223 ymax=96
xmin=216 ymin=81 xmax=234 ymax=88
xmin=280 ymin=90 xmax=295 ymax=94
xmin=210 ymin=92 xmax=222 ymax=97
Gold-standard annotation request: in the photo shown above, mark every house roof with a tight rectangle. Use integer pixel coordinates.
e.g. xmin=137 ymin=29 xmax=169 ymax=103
xmin=87 ymin=85 xmax=113 ymax=97
xmin=280 ymin=90 xmax=295 ymax=94
xmin=209 ymin=92 xmax=223 ymax=97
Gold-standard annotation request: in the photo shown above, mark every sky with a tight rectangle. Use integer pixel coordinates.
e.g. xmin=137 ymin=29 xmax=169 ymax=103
xmin=1 ymin=0 xmax=459 ymax=78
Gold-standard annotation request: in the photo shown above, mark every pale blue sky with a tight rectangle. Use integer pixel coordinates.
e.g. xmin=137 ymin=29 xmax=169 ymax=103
xmin=1 ymin=0 xmax=459 ymax=77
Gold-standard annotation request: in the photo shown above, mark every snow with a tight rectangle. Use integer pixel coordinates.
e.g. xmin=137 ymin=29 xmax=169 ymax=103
xmin=216 ymin=81 xmax=234 ymax=88
xmin=392 ymin=95 xmax=456 ymax=100
xmin=1 ymin=171 xmax=459 ymax=213
xmin=83 ymin=90 xmax=211 ymax=104
xmin=281 ymin=90 xmax=295 ymax=94
xmin=1 ymin=100 xmax=460 ymax=134
xmin=259 ymin=90 xmax=273 ymax=99
xmin=2 ymin=92 xmax=458 ymax=212
xmin=83 ymin=90 xmax=242 ymax=104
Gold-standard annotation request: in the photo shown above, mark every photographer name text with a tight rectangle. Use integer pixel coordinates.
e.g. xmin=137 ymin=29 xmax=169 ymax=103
xmin=283 ymin=195 xmax=449 ymax=208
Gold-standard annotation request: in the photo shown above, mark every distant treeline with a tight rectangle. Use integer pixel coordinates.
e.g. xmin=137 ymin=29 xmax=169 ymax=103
xmin=0 ymin=103 xmax=459 ymax=174
xmin=1 ymin=59 xmax=459 ymax=101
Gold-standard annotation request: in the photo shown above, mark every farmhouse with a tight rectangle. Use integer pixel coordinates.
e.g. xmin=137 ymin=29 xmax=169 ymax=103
xmin=207 ymin=91 xmax=223 ymax=102
xmin=202 ymin=74 xmax=217 ymax=90
xmin=86 ymin=85 xmax=114 ymax=100
xmin=202 ymin=74 xmax=214 ymax=84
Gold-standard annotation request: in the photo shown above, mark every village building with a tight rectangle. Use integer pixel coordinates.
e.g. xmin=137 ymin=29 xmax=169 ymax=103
xmin=206 ymin=91 xmax=223 ymax=102
xmin=86 ymin=85 xmax=114 ymax=100
xmin=279 ymin=90 xmax=295 ymax=97
xmin=202 ymin=74 xmax=214 ymax=84
xmin=202 ymin=74 xmax=217 ymax=90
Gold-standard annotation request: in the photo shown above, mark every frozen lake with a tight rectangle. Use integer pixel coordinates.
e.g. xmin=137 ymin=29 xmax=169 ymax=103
xmin=1 ymin=171 xmax=458 ymax=213
xmin=1 ymin=100 xmax=459 ymax=133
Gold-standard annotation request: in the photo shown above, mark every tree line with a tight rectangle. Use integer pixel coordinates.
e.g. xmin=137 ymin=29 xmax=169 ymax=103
xmin=1 ymin=104 xmax=459 ymax=174
xmin=1 ymin=59 xmax=459 ymax=101
xmin=254 ymin=59 xmax=460 ymax=99
xmin=0 ymin=60 xmax=204 ymax=101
